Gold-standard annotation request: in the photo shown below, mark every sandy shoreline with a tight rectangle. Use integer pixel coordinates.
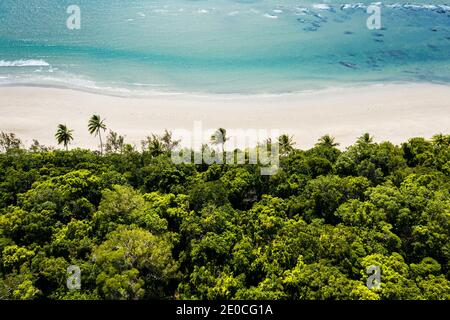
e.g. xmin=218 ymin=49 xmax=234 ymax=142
xmin=0 ymin=83 xmax=449 ymax=150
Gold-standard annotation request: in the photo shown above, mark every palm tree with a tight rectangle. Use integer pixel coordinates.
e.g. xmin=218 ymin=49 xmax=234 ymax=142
xmin=55 ymin=124 xmax=74 ymax=151
xmin=357 ymin=133 xmax=374 ymax=145
xmin=432 ymin=133 xmax=450 ymax=148
xmin=316 ymin=134 xmax=339 ymax=148
xmin=88 ymin=115 xmax=107 ymax=155
xmin=278 ymin=134 xmax=295 ymax=156
xmin=211 ymin=128 xmax=229 ymax=154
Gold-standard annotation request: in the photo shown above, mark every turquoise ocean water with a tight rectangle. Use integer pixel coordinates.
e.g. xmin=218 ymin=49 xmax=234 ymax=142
xmin=0 ymin=0 xmax=449 ymax=94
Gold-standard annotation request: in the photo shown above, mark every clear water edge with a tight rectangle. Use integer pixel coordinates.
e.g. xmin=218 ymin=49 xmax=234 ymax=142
xmin=1 ymin=1 xmax=450 ymax=96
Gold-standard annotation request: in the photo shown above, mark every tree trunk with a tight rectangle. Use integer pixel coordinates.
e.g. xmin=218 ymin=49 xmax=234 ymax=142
xmin=99 ymin=132 xmax=103 ymax=155
xmin=221 ymin=143 xmax=225 ymax=163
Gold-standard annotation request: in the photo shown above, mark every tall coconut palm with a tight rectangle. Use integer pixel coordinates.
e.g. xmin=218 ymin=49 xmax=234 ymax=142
xmin=55 ymin=124 xmax=73 ymax=151
xmin=211 ymin=128 xmax=229 ymax=154
xmin=357 ymin=133 xmax=374 ymax=145
xmin=316 ymin=134 xmax=339 ymax=148
xmin=278 ymin=134 xmax=295 ymax=156
xmin=88 ymin=115 xmax=107 ymax=155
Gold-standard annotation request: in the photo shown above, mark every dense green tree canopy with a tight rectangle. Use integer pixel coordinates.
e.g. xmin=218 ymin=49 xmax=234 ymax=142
xmin=0 ymin=132 xmax=449 ymax=300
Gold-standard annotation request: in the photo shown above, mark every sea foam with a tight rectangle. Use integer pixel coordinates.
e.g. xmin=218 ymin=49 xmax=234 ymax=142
xmin=0 ymin=59 xmax=50 ymax=67
xmin=313 ymin=4 xmax=332 ymax=11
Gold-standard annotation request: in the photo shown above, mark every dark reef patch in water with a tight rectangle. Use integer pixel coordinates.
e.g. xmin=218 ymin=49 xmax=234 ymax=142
xmin=339 ymin=61 xmax=357 ymax=69
xmin=303 ymin=26 xmax=318 ymax=32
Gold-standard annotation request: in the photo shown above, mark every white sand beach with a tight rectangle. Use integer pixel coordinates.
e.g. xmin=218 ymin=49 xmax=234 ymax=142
xmin=0 ymin=83 xmax=449 ymax=150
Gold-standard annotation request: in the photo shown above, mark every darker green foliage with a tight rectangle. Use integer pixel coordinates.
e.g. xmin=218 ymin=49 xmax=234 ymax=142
xmin=0 ymin=134 xmax=449 ymax=300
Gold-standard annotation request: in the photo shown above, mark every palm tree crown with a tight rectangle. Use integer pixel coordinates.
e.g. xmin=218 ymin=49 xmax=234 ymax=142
xmin=278 ymin=134 xmax=296 ymax=156
xmin=88 ymin=115 xmax=107 ymax=155
xmin=432 ymin=133 xmax=450 ymax=147
xmin=211 ymin=128 xmax=229 ymax=153
xmin=316 ymin=134 xmax=339 ymax=148
xmin=55 ymin=124 xmax=74 ymax=151
xmin=357 ymin=133 xmax=374 ymax=145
